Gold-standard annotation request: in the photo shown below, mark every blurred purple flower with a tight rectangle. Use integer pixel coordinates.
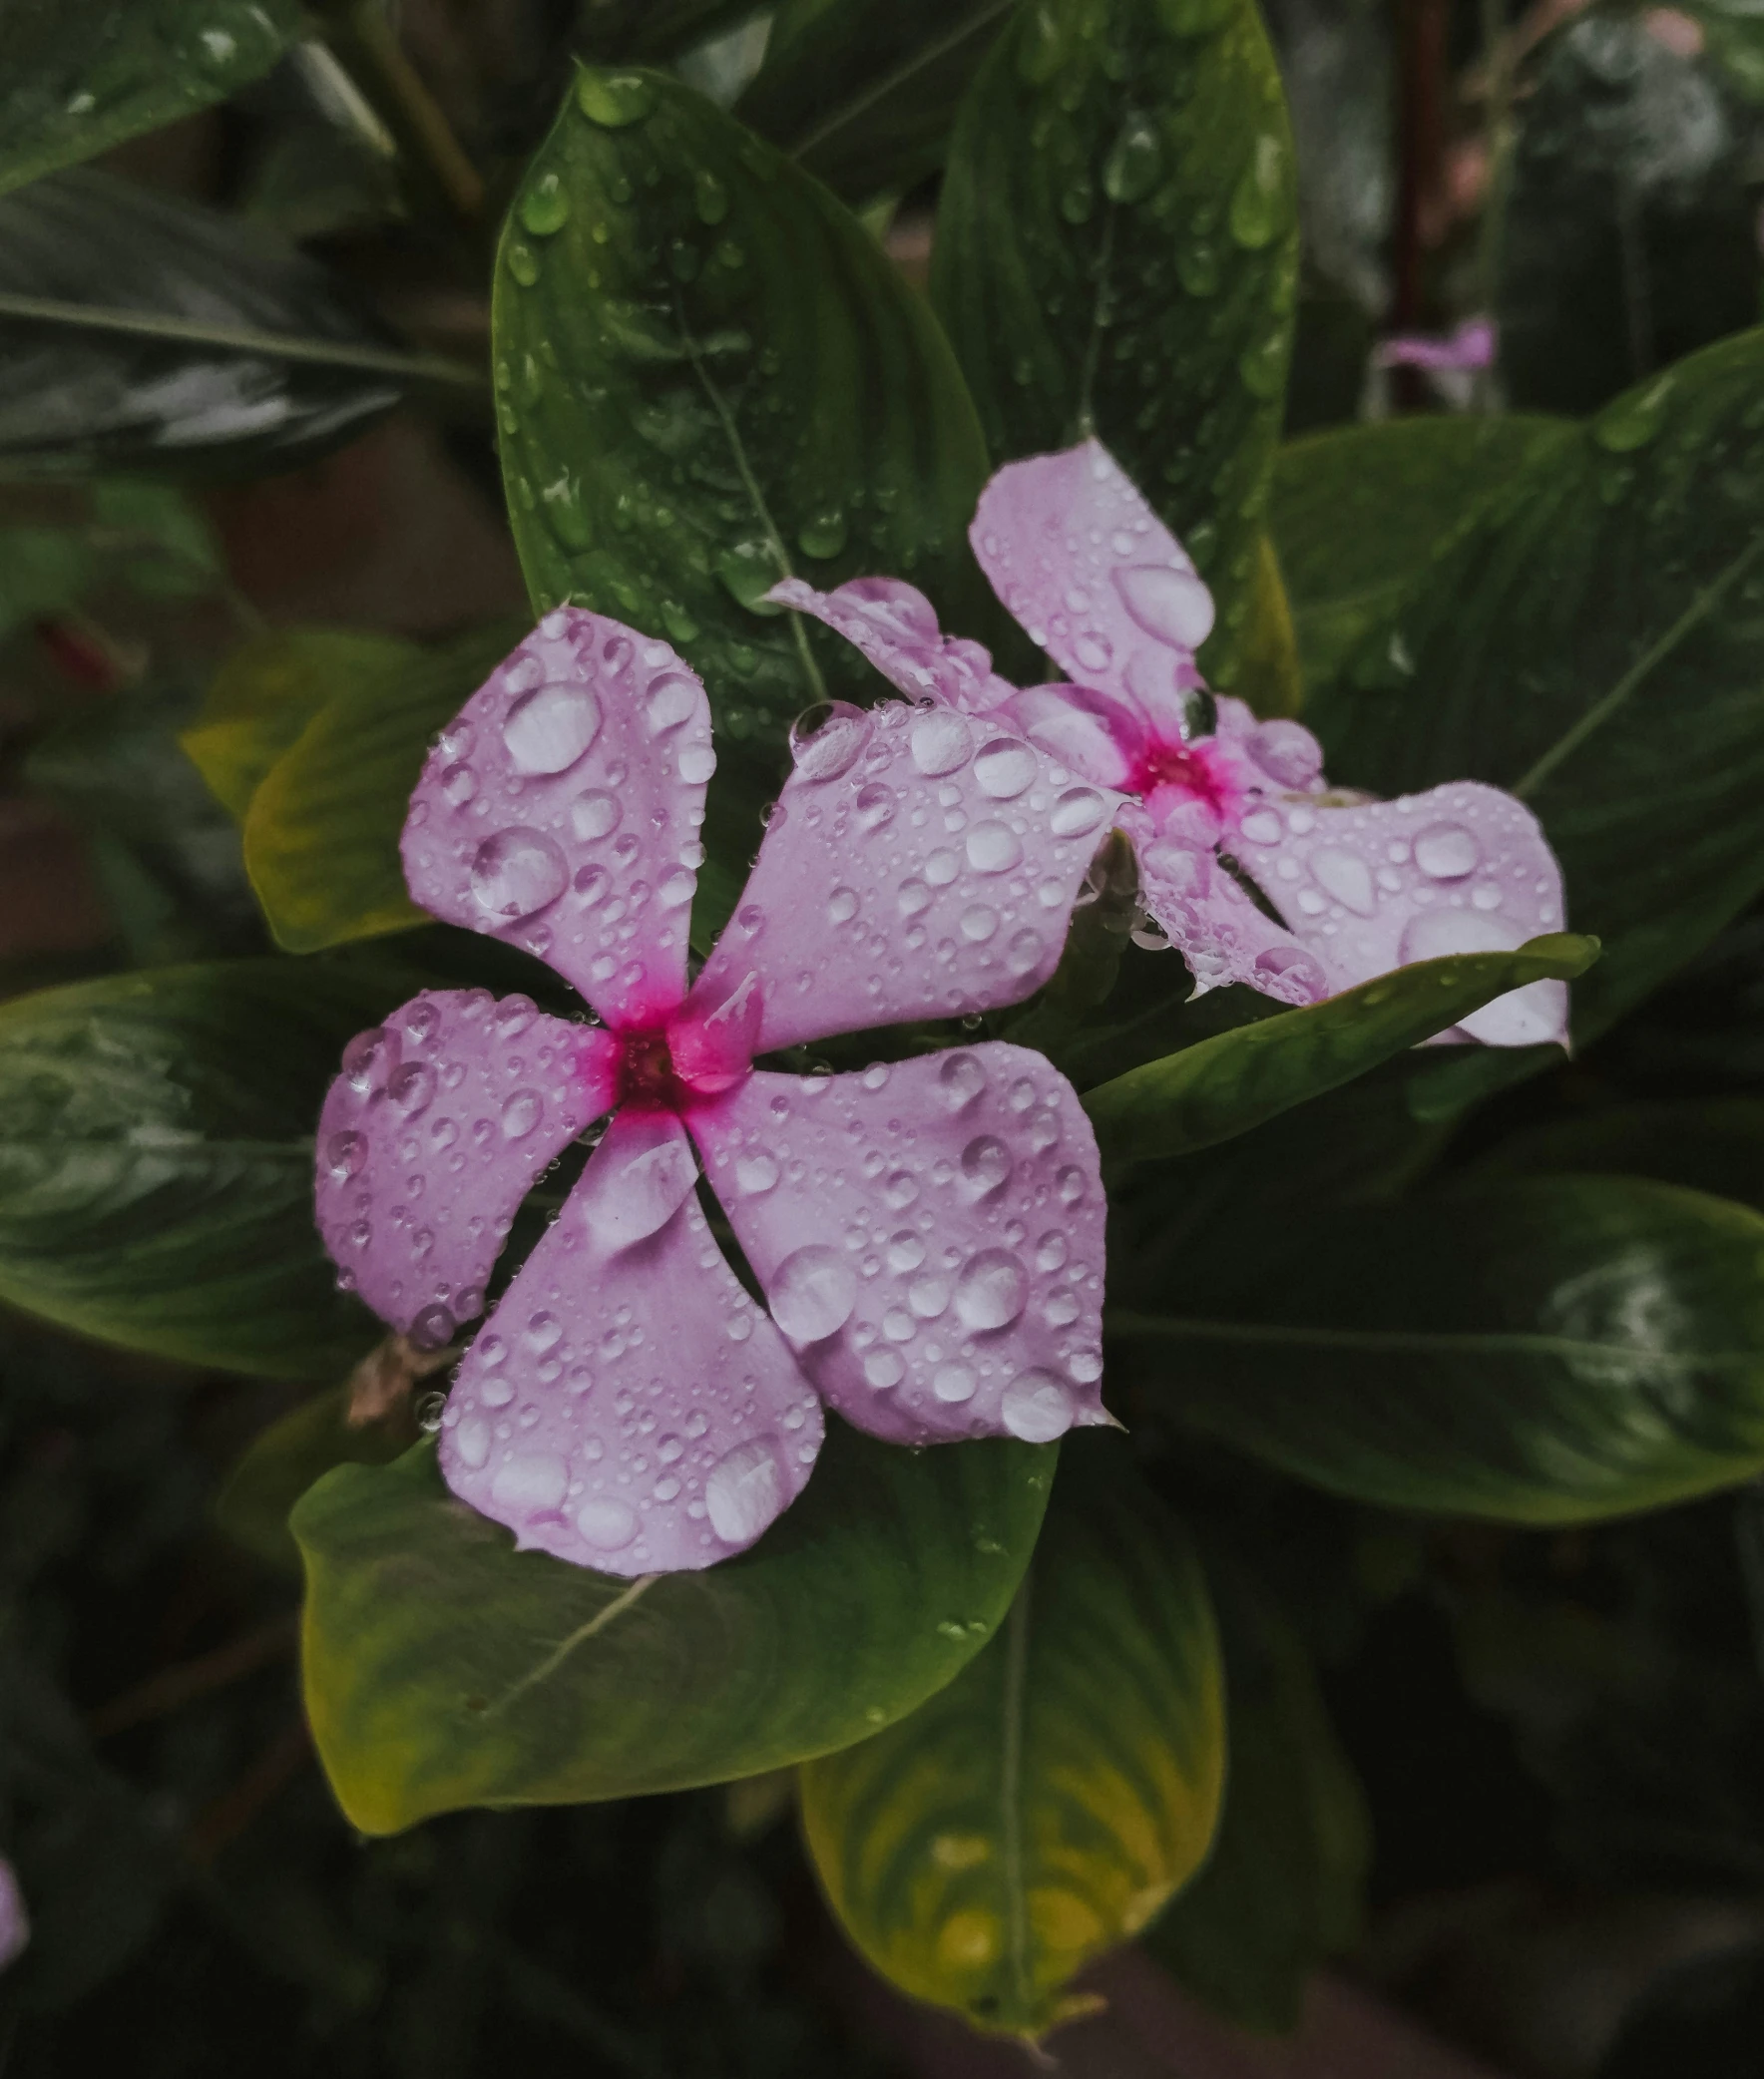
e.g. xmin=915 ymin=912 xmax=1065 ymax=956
xmin=0 ymin=1858 xmax=28 ymax=1972
xmin=1375 ymin=316 xmax=1498 ymax=373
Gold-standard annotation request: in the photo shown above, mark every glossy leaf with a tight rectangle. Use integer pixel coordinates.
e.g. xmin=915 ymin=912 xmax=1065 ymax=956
xmin=0 ymin=170 xmax=417 ymax=478
xmin=1270 ymin=415 xmax=1572 ymax=688
xmin=1143 ymin=1557 xmax=1367 ymax=2032
xmin=184 ymin=623 xmax=522 ymax=954
xmin=735 ymin=0 xmax=1012 ymax=204
xmin=799 ymin=1438 xmax=1224 ymax=2038
xmin=1310 ymin=329 xmax=1764 ymax=1054
xmin=293 ymin=1425 xmax=1055 ymax=1834
xmin=0 ymin=961 xmax=398 ymax=1377
xmin=215 ymin=1385 xmax=409 ymax=1574
xmin=932 ymin=0 xmax=1299 ymax=685
xmin=1113 ymin=1176 xmax=1764 ymax=1523
xmin=1083 ymin=934 xmax=1597 ymax=1168
xmin=0 ymin=0 xmax=298 ymax=199
xmin=494 ymin=66 xmax=989 ymax=920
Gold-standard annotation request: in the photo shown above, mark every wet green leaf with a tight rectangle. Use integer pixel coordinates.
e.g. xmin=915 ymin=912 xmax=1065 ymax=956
xmin=0 ymin=962 xmax=398 ymax=1376
xmin=799 ymin=1437 xmax=1224 ymax=2038
xmin=293 ymin=1426 xmax=1055 ymax=1833
xmin=216 ymin=1385 xmax=410 ymax=1574
xmin=0 ymin=0 xmax=298 ymax=198
xmin=932 ymin=0 xmax=1299 ymax=684
xmin=1083 ymin=934 xmax=1597 ymax=1168
xmin=1114 ymin=1176 xmax=1764 ymax=1522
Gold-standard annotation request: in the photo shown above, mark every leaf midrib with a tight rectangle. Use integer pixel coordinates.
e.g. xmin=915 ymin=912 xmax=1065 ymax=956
xmin=780 ymin=1 xmax=1015 ymax=165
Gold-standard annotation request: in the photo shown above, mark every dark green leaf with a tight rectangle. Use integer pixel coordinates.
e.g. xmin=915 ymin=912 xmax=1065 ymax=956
xmin=292 ymin=1425 xmax=1055 ymax=1833
xmin=184 ymin=622 xmax=523 ymax=954
xmin=1270 ymin=415 xmax=1572 ymax=687
xmin=216 ymin=1385 xmax=409 ymax=1574
xmin=735 ymin=0 xmax=1012 ymax=205
xmin=0 ymin=961 xmax=399 ymax=1376
xmin=1143 ymin=1557 xmax=1367 ymax=2032
xmin=0 ymin=0 xmax=298 ymax=198
xmin=0 ymin=170 xmax=438 ymax=479
xmin=1477 ymin=1096 xmax=1764 ymax=1214
xmin=1309 ymin=328 xmax=1764 ymax=1057
xmin=1112 ymin=1176 xmax=1764 ymax=1523
xmin=798 ymin=1437 xmax=1224 ymax=2038
xmin=580 ymin=1 xmax=772 ymax=63
xmin=931 ymin=0 xmax=1299 ymax=685
xmin=1083 ymin=933 xmax=1597 ymax=1168
xmin=495 ymin=67 xmax=990 ymax=928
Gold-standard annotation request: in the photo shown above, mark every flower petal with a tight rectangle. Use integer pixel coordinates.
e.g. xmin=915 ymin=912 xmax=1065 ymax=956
xmin=1227 ymin=780 xmax=1570 ymax=1045
xmin=402 ymin=608 xmax=714 ymax=1028
xmin=437 ymin=1114 xmax=823 ymax=1575
xmin=995 ymin=682 xmax=1143 ymax=788
xmin=971 ymin=439 xmax=1215 ymax=716
xmin=315 ymin=990 xmax=618 ymax=1340
xmin=1128 ymin=805 xmax=1328 ymax=1003
xmin=769 ymin=576 xmax=1017 ymax=713
xmin=697 ymin=699 xmax=1124 ymax=1052
xmin=691 ymin=1048 xmax=1108 ymax=1447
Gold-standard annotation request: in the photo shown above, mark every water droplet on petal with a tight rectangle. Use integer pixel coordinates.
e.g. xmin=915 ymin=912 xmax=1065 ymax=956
xmin=342 ymin=1027 xmax=397 ymax=1091
xmin=855 ymin=782 xmax=895 ymax=831
xmin=644 ymin=674 xmax=697 ymax=734
xmin=769 ymin=1245 xmax=857 ymax=1342
xmin=789 ymin=700 xmax=871 ymax=781
xmin=1001 ymin=1370 xmax=1073 ymax=1443
xmin=492 ymin=1453 xmax=568 ymax=1512
xmin=864 ymin=1350 xmax=905 ymax=1389
xmin=1113 ymin=563 xmax=1214 ymax=650
xmin=325 ymin=1129 xmax=366 ymax=1180
xmin=974 ymin=739 xmax=1039 ymax=799
xmin=933 ymin=1363 xmax=978 ymax=1404
xmin=1240 ymin=808 xmax=1283 ymax=845
xmin=1414 ymin=822 xmax=1480 ymax=880
xmin=910 ymin=710 xmax=973 ymax=776
xmin=955 ymin=1248 xmax=1029 ymax=1331
xmin=571 ymin=790 xmax=621 ymax=840
xmin=471 ymin=830 xmax=567 ymax=918
xmin=938 ymin=1052 xmax=986 ymax=1108
xmin=1310 ymin=848 xmax=1376 ymax=916
xmin=441 ymin=762 xmax=476 ymax=805
xmin=735 ymin=1152 xmax=779 ymax=1194
xmin=678 ymin=742 xmax=717 ymax=784
xmin=960 ymin=1135 xmax=1012 ymax=1196
xmin=503 ymin=683 xmax=601 ymax=774
xmin=705 ymin=1437 xmax=785 ymax=1543
xmin=577 ymin=1495 xmax=639 ymax=1548
xmin=827 ymin=886 xmax=859 ymax=925
xmin=501 ymin=1089 xmax=543 ymax=1138
xmin=966 ymin=821 xmax=1023 ymax=874
xmin=1051 ymin=788 xmax=1106 ymax=838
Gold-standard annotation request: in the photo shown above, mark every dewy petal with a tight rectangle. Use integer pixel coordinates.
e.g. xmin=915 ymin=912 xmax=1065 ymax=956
xmin=995 ymin=683 xmax=1144 ymax=789
xmin=0 ymin=1858 xmax=27 ymax=1973
xmin=691 ymin=1047 xmax=1109 ymax=1448
xmin=402 ymin=608 xmax=714 ymax=1028
xmin=971 ymin=439 xmax=1216 ymax=715
xmin=1226 ymin=779 xmax=1569 ymax=1045
xmin=695 ymin=700 xmax=1125 ymax=1052
xmin=769 ymin=576 xmax=1017 ymax=714
xmin=438 ymin=1119 xmax=823 ymax=1575
xmin=314 ymin=990 xmax=618 ymax=1340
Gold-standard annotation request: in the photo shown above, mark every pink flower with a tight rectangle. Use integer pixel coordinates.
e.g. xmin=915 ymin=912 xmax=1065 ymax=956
xmin=776 ymin=439 xmax=1568 ymax=1048
xmin=0 ymin=1858 xmax=27 ymax=1973
xmin=315 ymin=609 xmax=1115 ymax=1574
xmin=1374 ymin=316 xmax=1498 ymax=374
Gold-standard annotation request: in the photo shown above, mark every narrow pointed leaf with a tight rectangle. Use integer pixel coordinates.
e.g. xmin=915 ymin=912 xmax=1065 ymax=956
xmin=292 ymin=1427 xmax=1055 ymax=1832
xmin=1083 ymin=934 xmax=1597 ymax=1167
xmin=0 ymin=0 xmax=298 ymax=199
xmin=799 ymin=1438 xmax=1224 ymax=2038
xmin=932 ymin=0 xmax=1298 ymax=684
xmin=1113 ymin=1177 xmax=1764 ymax=1523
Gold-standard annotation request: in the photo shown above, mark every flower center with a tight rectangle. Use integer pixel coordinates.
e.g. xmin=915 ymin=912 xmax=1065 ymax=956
xmin=614 ymin=1025 xmax=689 ymax=1114
xmin=608 ymin=974 xmax=763 ymax=1116
xmin=1132 ymin=735 xmax=1237 ymax=819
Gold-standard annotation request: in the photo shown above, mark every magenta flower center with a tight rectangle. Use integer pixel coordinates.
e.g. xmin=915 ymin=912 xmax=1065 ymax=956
xmin=1131 ymin=733 xmax=1238 ymax=820
xmin=612 ymin=1024 xmax=690 ymax=1114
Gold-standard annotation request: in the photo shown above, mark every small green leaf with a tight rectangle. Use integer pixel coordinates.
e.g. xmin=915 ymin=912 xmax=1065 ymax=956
xmin=1083 ymin=934 xmax=1598 ymax=1168
xmin=736 ymin=0 xmax=1012 ymax=204
xmin=1113 ymin=1176 xmax=1764 ymax=1523
xmin=293 ymin=1425 xmax=1055 ymax=1834
xmin=932 ymin=0 xmax=1298 ymax=683
xmin=184 ymin=623 xmax=521 ymax=954
xmin=0 ymin=962 xmax=400 ymax=1376
xmin=1270 ymin=415 xmax=1572 ymax=689
xmin=216 ymin=1385 xmax=409 ymax=1574
xmin=0 ymin=0 xmax=299 ymax=198
xmin=1144 ymin=1557 xmax=1367 ymax=2032
xmin=799 ymin=1438 xmax=1224 ymax=2038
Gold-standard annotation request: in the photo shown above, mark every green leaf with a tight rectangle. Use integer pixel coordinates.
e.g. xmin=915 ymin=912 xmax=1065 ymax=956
xmin=931 ymin=0 xmax=1299 ymax=684
xmin=581 ymin=1 xmax=772 ymax=63
xmin=216 ymin=1385 xmax=410 ymax=1574
xmin=1477 ymin=1096 xmax=1764 ymax=1215
xmin=735 ymin=0 xmax=1012 ymax=205
xmin=1309 ymin=330 xmax=1764 ymax=1058
xmin=798 ymin=1437 xmax=1224 ymax=2038
xmin=292 ymin=1425 xmax=1056 ymax=1834
xmin=0 ymin=0 xmax=299 ymax=198
xmin=0 ymin=961 xmax=398 ymax=1376
xmin=494 ymin=66 xmax=989 ymax=924
xmin=1112 ymin=1176 xmax=1764 ymax=1523
xmin=1082 ymin=934 xmax=1598 ymax=1168
xmin=1143 ymin=1558 xmax=1367 ymax=2032
xmin=184 ymin=623 xmax=521 ymax=954
xmin=1270 ymin=415 xmax=1572 ymax=689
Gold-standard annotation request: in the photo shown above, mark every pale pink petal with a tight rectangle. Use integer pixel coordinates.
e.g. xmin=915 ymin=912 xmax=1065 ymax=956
xmin=970 ymin=439 xmax=1215 ymax=712
xmin=1376 ymin=317 xmax=1497 ymax=373
xmin=0 ymin=1859 xmax=27 ymax=1973
xmin=768 ymin=576 xmax=1017 ymax=713
xmin=691 ymin=1048 xmax=1108 ymax=1448
xmin=1220 ymin=698 xmax=1327 ymax=794
xmin=994 ymin=683 xmax=1143 ymax=788
xmin=315 ymin=990 xmax=618 ymax=1341
xmin=438 ymin=1112 xmax=823 ymax=1574
xmin=695 ymin=700 xmax=1125 ymax=1052
xmin=401 ymin=608 xmax=714 ymax=1028
xmin=1227 ymin=780 xmax=1569 ymax=1045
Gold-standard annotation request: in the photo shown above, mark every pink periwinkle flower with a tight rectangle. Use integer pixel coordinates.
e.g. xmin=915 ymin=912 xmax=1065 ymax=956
xmin=315 ymin=609 xmax=1116 ymax=1574
xmin=1375 ymin=316 xmax=1497 ymax=374
xmin=0 ymin=1858 xmax=26 ymax=1973
xmin=775 ymin=438 xmax=1567 ymax=1047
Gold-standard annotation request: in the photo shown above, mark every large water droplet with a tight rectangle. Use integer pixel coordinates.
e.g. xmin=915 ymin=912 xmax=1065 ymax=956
xmin=520 ymin=170 xmax=570 ymax=235
xmin=910 ymin=709 xmax=974 ymax=777
xmin=644 ymin=675 xmax=697 ymax=734
xmin=577 ymin=70 xmax=656 ymax=126
xmin=501 ymin=1089 xmax=543 ymax=1138
xmin=769 ymin=1245 xmax=857 ymax=1342
xmin=705 ymin=1437 xmax=785 ymax=1543
xmin=855 ymin=782 xmax=895 ymax=831
xmin=1001 ymin=1370 xmax=1073 ymax=1443
xmin=325 ymin=1129 xmax=366 ymax=1180
xmin=974 ymin=739 xmax=1038 ymax=800
xmin=492 ymin=1452 xmax=568 ymax=1512
xmin=960 ymin=1135 xmax=1013 ymax=1197
xmin=471 ymin=829 xmax=567 ymax=918
xmin=1247 ymin=719 xmax=1321 ymax=788
xmin=1414 ymin=822 xmax=1480 ymax=880
xmin=1310 ymin=847 xmax=1376 ymax=916
xmin=504 ymin=682 xmax=601 ymax=775
xmin=571 ymin=790 xmax=621 ymax=840
xmin=735 ymin=1151 xmax=779 ymax=1194
xmin=577 ymin=1495 xmax=639 ymax=1549
xmin=387 ymin=1062 xmax=436 ymax=1118
xmin=1051 ymin=787 xmax=1106 ymax=837
xmin=342 ymin=1026 xmax=396 ymax=1091
xmin=954 ymin=1249 xmax=1029 ymax=1332
xmin=939 ymin=1052 xmax=986 ymax=1108
xmin=790 ymin=699 xmax=871 ymax=781
xmin=966 ymin=821 xmax=1023 ymax=874
xmin=1113 ymin=563 xmax=1215 ymax=650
